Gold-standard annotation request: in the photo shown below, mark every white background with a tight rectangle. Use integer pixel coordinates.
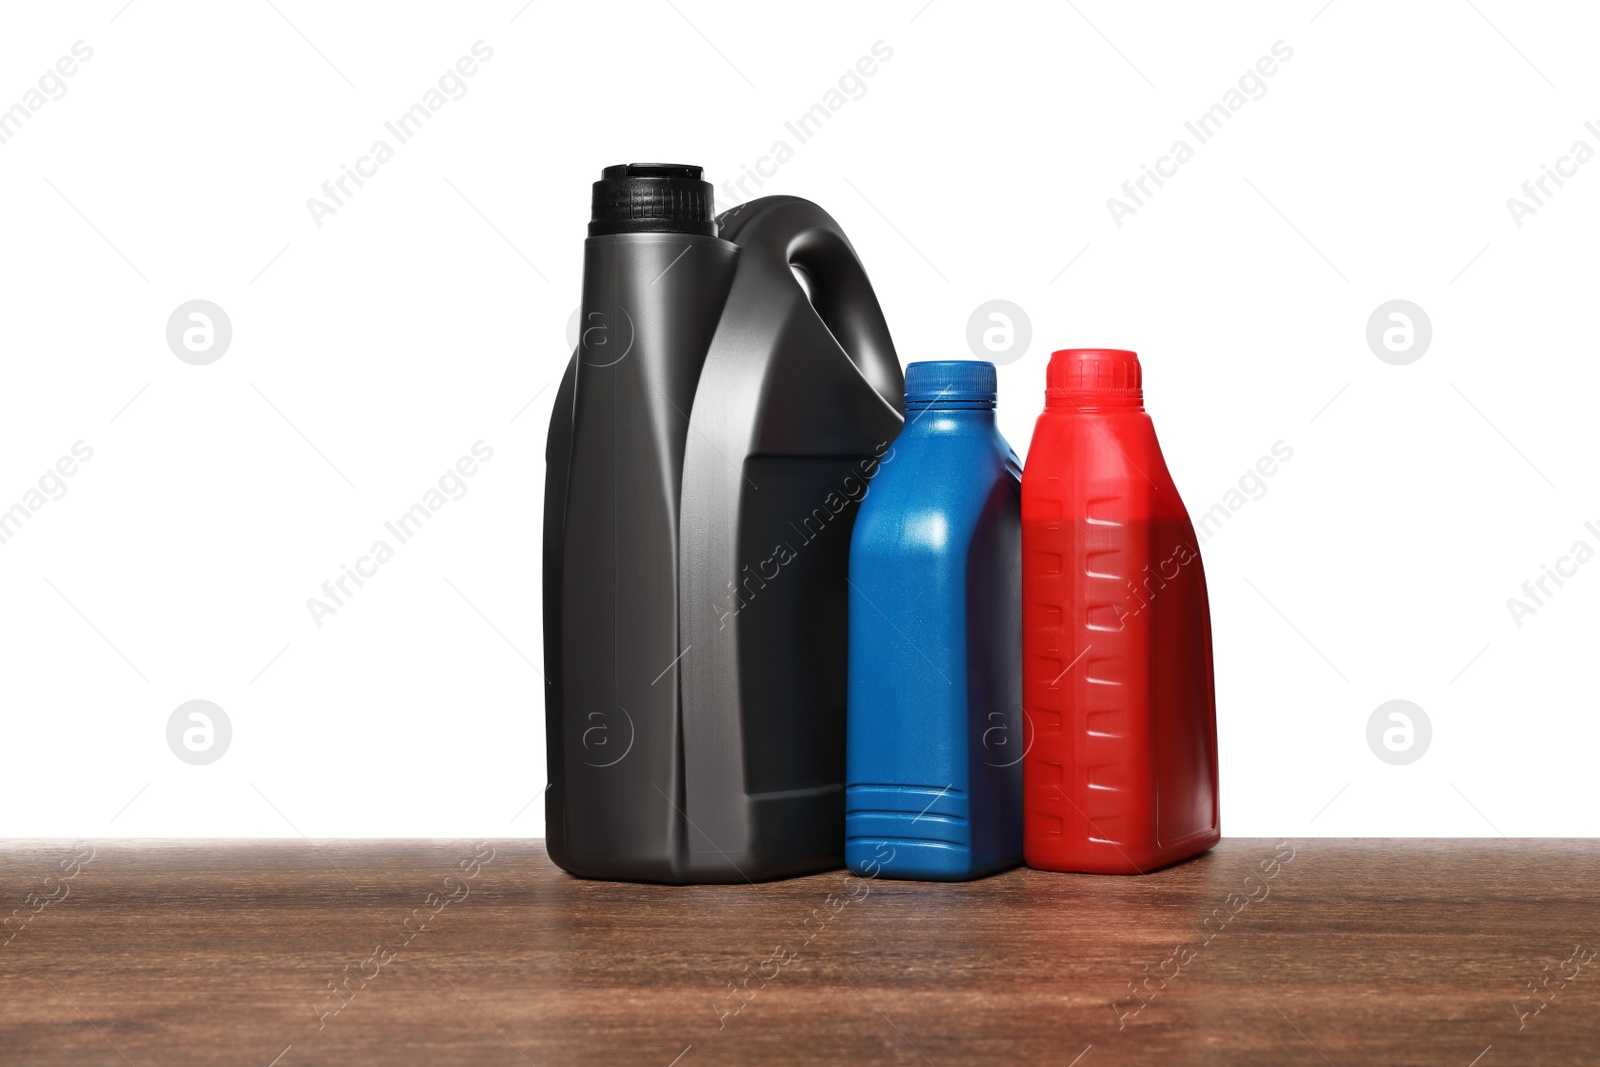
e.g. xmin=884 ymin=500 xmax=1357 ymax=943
xmin=1 ymin=0 xmax=1594 ymax=841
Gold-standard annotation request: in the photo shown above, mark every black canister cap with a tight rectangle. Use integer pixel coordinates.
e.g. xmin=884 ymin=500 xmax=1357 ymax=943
xmin=589 ymin=163 xmax=716 ymax=237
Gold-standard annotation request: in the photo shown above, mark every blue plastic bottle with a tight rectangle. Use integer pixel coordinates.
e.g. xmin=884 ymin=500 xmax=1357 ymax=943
xmin=845 ymin=360 xmax=1023 ymax=880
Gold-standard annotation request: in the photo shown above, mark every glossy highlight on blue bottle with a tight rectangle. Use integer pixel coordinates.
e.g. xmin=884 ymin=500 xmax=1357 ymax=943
xmin=845 ymin=360 xmax=1023 ymax=880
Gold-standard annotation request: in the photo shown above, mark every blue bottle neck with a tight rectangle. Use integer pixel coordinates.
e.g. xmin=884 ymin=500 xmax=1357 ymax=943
xmin=902 ymin=402 xmax=997 ymax=431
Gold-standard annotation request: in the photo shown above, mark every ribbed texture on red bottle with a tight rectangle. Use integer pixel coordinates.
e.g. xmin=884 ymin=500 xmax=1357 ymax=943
xmin=1046 ymin=348 xmax=1143 ymax=406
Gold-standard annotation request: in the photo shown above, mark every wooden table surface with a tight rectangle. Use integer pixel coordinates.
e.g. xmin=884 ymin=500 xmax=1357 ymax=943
xmin=1 ymin=839 xmax=1596 ymax=1066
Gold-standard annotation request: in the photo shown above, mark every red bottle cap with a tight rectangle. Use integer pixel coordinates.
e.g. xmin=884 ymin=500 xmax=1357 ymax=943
xmin=1046 ymin=348 xmax=1142 ymax=407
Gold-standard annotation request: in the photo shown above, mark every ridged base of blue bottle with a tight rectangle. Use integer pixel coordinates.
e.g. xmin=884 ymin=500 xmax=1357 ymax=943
xmin=844 ymin=784 xmax=1019 ymax=881
xmin=845 ymin=837 xmax=1019 ymax=881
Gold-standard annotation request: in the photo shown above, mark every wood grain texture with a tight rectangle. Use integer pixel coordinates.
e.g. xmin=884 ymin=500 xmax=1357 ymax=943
xmin=1 ymin=839 xmax=1597 ymax=1066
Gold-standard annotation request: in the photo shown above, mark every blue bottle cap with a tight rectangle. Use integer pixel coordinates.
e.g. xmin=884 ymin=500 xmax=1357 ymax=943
xmin=904 ymin=360 xmax=997 ymax=407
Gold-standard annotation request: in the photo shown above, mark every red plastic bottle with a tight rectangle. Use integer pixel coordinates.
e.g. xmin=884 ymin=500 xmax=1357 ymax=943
xmin=1021 ymin=349 xmax=1220 ymax=874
